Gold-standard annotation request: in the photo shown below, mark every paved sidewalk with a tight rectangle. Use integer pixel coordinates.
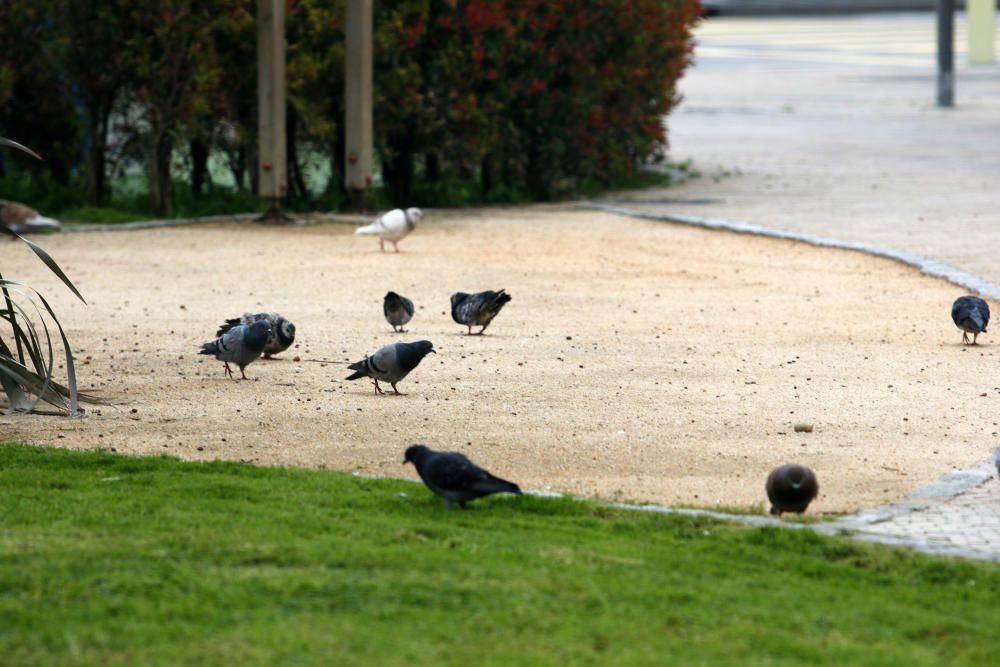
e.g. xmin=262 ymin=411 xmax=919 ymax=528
xmin=608 ymin=13 xmax=1000 ymax=562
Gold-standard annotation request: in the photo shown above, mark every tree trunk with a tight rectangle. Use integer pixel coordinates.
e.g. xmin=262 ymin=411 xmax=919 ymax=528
xmin=190 ymin=138 xmax=210 ymax=197
xmin=426 ymin=152 xmax=440 ymax=182
xmin=382 ymin=124 xmax=416 ymax=208
xmin=287 ymin=107 xmax=308 ymax=202
xmin=83 ymin=104 xmax=110 ymax=206
xmin=148 ymin=132 xmax=174 ymax=217
xmin=480 ymin=154 xmax=493 ymax=200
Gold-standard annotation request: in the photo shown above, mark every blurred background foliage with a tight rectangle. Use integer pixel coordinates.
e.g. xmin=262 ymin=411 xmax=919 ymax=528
xmin=0 ymin=0 xmax=700 ymax=221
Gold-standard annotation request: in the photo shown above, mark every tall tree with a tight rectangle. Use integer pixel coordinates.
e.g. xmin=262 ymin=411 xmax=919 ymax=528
xmin=119 ymin=1 xmax=228 ymax=216
xmin=49 ymin=0 xmax=134 ymax=205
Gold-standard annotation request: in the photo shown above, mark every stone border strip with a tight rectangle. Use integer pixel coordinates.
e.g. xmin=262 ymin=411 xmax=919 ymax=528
xmin=579 ymin=202 xmax=1000 ymax=302
xmin=59 ymin=211 xmax=370 ymax=234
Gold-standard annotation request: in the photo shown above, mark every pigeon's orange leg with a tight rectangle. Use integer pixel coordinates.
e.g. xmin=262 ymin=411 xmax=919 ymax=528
xmin=390 ymin=382 xmax=405 ymax=396
xmin=223 ymin=362 xmax=234 ymax=379
xmin=372 ymin=378 xmax=384 ymax=394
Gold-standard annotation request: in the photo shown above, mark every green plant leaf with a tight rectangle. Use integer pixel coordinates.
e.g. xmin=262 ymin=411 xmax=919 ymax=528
xmin=0 ymin=225 xmax=86 ymax=304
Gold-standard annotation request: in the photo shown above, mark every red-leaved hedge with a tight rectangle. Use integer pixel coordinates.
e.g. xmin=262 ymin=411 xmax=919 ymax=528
xmin=374 ymin=0 xmax=701 ymax=203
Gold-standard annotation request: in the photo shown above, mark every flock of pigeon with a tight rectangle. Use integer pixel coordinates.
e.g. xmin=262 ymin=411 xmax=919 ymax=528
xmin=193 ymin=206 xmax=992 ymax=515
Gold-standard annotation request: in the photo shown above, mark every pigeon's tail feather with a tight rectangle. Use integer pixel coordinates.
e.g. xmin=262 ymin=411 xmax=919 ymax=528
xmin=198 ymin=340 xmax=220 ymax=356
xmin=354 ymin=221 xmax=380 ymax=236
xmin=476 ymin=475 xmax=521 ymax=496
xmin=345 ymin=360 xmax=369 ymax=381
xmin=215 ymin=317 xmax=242 ymax=337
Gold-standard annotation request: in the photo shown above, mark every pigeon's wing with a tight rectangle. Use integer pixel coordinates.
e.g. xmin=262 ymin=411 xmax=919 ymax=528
xmin=393 ymin=342 xmax=430 ymax=375
xmin=426 ymin=452 xmax=520 ymax=496
xmin=355 ymin=209 xmax=408 ymax=239
xmin=455 ymin=292 xmax=489 ymax=324
xmin=218 ymin=325 xmax=247 ymax=354
xmin=401 ymin=295 xmax=415 ymax=318
xmin=425 ymin=453 xmax=492 ymax=492
xmin=369 ymin=344 xmax=401 ymax=380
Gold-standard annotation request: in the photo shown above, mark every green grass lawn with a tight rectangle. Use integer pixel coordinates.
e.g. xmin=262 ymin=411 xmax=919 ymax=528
xmin=2 ymin=443 xmax=998 ymax=666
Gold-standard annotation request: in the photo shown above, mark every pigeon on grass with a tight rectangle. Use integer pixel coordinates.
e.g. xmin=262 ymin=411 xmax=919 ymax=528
xmin=951 ymin=296 xmax=989 ymax=345
xmin=404 ymin=444 xmax=521 ymax=509
xmin=765 ymin=464 xmax=818 ymax=515
xmin=450 ymin=289 xmax=511 ymax=335
xmin=199 ymin=319 xmax=272 ymax=380
xmin=217 ymin=312 xmax=296 ymax=358
xmin=354 ymin=207 xmax=422 ymax=252
xmin=345 ymin=340 xmax=435 ymax=395
xmin=384 ymin=291 xmax=414 ymax=333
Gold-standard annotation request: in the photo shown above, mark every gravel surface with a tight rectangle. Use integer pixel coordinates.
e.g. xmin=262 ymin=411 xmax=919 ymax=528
xmin=2 ymin=207 xmax=997 ymax=513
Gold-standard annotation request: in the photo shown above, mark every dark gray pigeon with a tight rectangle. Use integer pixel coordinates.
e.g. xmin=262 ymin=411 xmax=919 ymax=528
xmin=766 ymin=464 xmax=818 ymax=515
xmin=383 ymin=291 xmax=414 ymax=333
xmin=199 ymin=319 xmax=273 ymax=380
xmin=404 ymin=444 xmax=521 ymax=508
xmin=217 ymin=312 xmax=296 ymax=358
xmin=345 ymin=340 xmax=435 ymax=394
xmin=450 ymin=289 xmax=512 ymax=335
xmin=951 ymin=296 xmax=990 ymax=345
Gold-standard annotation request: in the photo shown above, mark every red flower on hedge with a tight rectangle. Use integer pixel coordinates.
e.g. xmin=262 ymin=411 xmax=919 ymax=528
xmin=529 ymin=79 xmax=546 ymax=93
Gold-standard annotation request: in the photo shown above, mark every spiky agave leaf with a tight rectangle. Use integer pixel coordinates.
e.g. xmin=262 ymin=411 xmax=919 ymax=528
xmin=0 ymin=136 xmax=97 ymax=416
xmin=0 ymin=137 xmax=43 ymax=160
xmin=0 ymin=279 xmax=101 ymax=415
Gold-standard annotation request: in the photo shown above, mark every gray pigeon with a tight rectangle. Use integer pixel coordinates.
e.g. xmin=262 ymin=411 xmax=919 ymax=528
xmin=951 ymin=296 xmax=990 ymax=345
xmin=345 ymin=340 xmax=435 ymax=394
xmin=217 ymin=312 xmax=296 ymax=359
xmin=404 ymin=444 xmax=522 ymax=508
xmin=199 ymin=319 xmax=273 ymax=380
xmin=450 ymin=289 xmax=512 ymax=335
xmin=765 ymin=464 xmax=819 ymax=515
xmin=384 ymin=291 xmax=414 ymax=333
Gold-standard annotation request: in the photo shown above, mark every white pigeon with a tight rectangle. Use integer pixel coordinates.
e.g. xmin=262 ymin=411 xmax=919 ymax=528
xmin=354 ymin=207 xmax=422 ymax=252
xmin=0 ymin=200 xmax=61 ymax=234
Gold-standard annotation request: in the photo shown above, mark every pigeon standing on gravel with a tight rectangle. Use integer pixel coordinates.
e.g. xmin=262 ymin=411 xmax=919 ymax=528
xmin=951 ymin=296 xmax=990 ymax=345
xmin=217 ymin=312 xmax=296 ymax=359
xmin=765 ymin=464 xmax=819 ymax=515
xmin=403 ymin=444 xmax=522 ymax=509
xmin=1 ymin=200 xmax=60 ymax=234
xmin=383 ymin=291 xmax=415 ymax=333
xmin=450 ymin=289 xmax=512 ymax=335
xmin=354 ymin=207 xmax=422 ymax=252
xmin=345 ymin=340 xmax=435 ymax=394
xmin=199 ymin=319 xmax=273 ymax=380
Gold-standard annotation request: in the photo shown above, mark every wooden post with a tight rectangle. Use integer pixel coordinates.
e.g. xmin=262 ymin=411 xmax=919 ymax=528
xmin=967 ymin=0 xmax=996 ymax=65
xmin=345 ymin=0 xmax=373 ymax=212
xmin=257 ymin=0 xmax=289 ymax=222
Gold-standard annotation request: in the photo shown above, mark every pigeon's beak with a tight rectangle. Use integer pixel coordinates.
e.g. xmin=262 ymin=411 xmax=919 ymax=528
xmin=429 ymin=349 xmax=437 ymax=354
xmin=402 ymin=459 xmax=410 ymax=465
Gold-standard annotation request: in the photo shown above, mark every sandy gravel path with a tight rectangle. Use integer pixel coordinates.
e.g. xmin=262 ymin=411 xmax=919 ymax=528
xmin=2 ymin=207 xmax=996 ymax=513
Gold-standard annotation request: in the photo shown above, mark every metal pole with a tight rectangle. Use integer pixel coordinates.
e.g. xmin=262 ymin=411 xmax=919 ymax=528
xmin=257 ymin=0 xmax=290 ymax=222
xmin=345 ymin=0 xmax=374 ymax=212
xmin=936 ymin=0 xmax=954 ymax=108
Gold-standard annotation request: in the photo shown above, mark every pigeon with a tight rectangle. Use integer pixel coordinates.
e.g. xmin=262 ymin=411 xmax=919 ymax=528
xmin=0 ymin=200 xmax=61 ymax=234
xmin=951 ymin=296 xmax=990 ymax=345
xmin=383 ymin=291 xmax=415 ymax=333
xmin=765 ymin=464 xmax=819 ymax=515
xmin=199 ymin=319 xmax=273 ymax=380
xmin=403 ymin=444 xmax=522 ymax=509
xmin=450 ymin=289 xmax=512 ymax=335
xmin=345 ymin=340 xmax=435 ymax=394
xmin=217 ymin=312 xmax=296 ymax=359
xmin=354 ymin=207 xmax=422 ymax=252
